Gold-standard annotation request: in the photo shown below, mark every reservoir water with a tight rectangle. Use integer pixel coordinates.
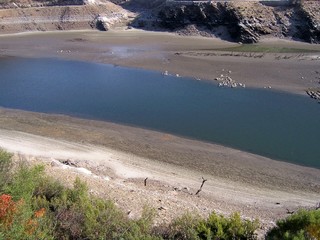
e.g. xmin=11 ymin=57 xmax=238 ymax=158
xmin=0 ymin=57 xmax=319 ymax=168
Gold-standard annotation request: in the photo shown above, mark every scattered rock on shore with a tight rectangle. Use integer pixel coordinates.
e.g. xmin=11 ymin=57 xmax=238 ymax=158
xmin=306 ymin=88 xmax=320 ymax=101
xmin=215 ymin=71 xmax=245 ymax=88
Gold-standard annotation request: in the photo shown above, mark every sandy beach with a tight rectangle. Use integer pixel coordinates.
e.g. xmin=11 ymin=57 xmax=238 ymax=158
xmin=1 ymin=30 xmax=320 ymax=236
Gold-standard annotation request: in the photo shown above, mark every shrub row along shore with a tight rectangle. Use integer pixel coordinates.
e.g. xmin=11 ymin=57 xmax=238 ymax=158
xmin=1 ymin=150 xmax=320 ymax=239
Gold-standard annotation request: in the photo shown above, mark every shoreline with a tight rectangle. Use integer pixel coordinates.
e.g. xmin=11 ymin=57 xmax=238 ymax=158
xmin=1 ymin=29 xmax=320 ymax=235
xmin=1 ymin=29 xmax=320 ymax=95
xmin=1 ymin=107 xmax=320 ymax=192
xmin=0 ymin=108 xmax=320 ymax=236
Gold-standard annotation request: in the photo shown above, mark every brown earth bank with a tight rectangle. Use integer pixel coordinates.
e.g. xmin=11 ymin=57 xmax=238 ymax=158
xmin=1 ymin=108 xmax=320 ymax=238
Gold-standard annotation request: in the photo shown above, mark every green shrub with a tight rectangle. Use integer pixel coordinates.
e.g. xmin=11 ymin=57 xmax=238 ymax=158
xmin=266 ymin=209 xmax=320 ymax=240
xmin=0 ymin=150 xmax=261 ymax=240
xmin=33 ymin=177 xmax=64 ymax=202
xmin=5 ymin=163 xmax=45 ymax=203
xmin=0 ymin=193 xmax=54 ymax=240
xmin=165 ymin=213 xmax=201 ymax=240
xmin=0 ymin=150 xmax=13 ymax=191
xmin=47 ymin=177 xmax=120 ymax=239
xmin=0 ymin=154 xmax=54 ymax=240
xmin=196 ymin=212 xmax=259 ymax=240
xmin=48 ymin=177 xmax=160 ymax=239
xmin=158 ymin=211 xmax=258 ymax=240
xmin=120 ymin=206 xmax=160 ymax=240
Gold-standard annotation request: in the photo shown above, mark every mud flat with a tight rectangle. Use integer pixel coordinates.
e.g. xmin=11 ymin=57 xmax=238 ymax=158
xmin=0 ymin=30 xmax=320 ymax=94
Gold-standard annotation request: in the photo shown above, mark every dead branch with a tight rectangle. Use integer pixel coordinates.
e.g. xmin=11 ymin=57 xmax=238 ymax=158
xmin=195 ymin=177 xmax=207 ymax=195
xmin=286 ymin=208 xmax=295 ymax=214
xmin=144 ymin=177 xmax=148 ymax=187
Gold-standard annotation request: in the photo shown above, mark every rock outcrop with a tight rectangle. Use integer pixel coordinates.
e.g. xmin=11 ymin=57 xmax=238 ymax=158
xmin=0 ymin=0 xmax=319 ymax=43
xmin=155 ymin=1 xmax=320 ymax=43
xmin=299 ymin=2 xmax=320 ymax=43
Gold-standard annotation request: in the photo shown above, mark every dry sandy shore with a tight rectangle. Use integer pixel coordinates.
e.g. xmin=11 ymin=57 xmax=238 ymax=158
xmin=1 ymin=108 xmax=320 ymax=236
xmin=0 ymin=30 xmax=320 ymax=236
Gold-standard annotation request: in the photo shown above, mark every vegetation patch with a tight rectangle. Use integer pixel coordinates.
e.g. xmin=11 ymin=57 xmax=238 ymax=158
xmin=0 ymin=149 xmax=318 ymax=239
xmin=266 ymin=209 xmax=320 ymax=240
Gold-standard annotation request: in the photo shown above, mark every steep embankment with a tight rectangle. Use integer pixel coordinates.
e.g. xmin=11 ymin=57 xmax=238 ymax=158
xmin=153 ymin=1 xmax=320 ymax=43
xmin=0 ymin=0 xmax=319 ymax=42
xmin=0 ymin=0 xmax=131 ymax=33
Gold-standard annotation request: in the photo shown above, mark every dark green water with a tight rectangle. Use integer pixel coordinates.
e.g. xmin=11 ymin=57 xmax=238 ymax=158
xmin=0 ymin=58 xmax=319 ymax=168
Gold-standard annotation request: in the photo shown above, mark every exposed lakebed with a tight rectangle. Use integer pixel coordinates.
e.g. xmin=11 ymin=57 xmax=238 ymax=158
xmin=0 ymin=57 xmax=319 ymax=168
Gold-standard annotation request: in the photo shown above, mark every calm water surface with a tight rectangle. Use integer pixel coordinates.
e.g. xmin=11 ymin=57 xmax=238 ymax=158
xmin=0 ymin=57 xmax=319 ymax=168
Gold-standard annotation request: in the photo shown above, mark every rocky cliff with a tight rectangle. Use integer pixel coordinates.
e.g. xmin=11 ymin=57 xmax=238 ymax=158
xmin=0 ymin=0 xmax=319 ymax=43
xmin=152 ymin=1 xmax=320 ymax=43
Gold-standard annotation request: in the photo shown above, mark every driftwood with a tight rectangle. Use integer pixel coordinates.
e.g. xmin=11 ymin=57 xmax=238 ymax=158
xmin=62 ymin=159 xmax=77 ymax=167
xmin=195 ymin=177 xmax=207 ymax=195
xmin=286 ymin=208 xmax=295 ymax=214
xmin=144 ymin=177 xmax=148 ymax=187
